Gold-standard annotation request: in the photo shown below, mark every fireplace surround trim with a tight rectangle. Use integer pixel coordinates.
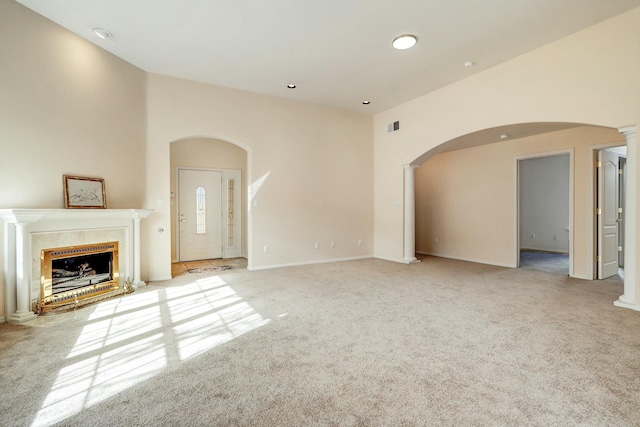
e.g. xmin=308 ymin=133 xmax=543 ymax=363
xmin=1 ymin=209 xmax=152 ymax=323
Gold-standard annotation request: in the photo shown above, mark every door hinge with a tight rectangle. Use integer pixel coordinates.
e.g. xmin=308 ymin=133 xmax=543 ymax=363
xmin=596 ymin=208 xmax=602 ymax=215
xmin=618 ymin=246 xmax=623 ymax=252
xmin=619 ymin=169 xmax=624 ymax=175
xmin=596 ymin=161 xmax=602 ymax=168
xmin=618 ymin=208 xmax=623 ymax=214
xmin=596 ymin=255 xmax=601 ymax=262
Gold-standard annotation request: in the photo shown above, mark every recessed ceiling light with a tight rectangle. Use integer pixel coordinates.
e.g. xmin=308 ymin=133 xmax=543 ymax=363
xmin=500 ymin=133 xmax=509 ymax=139
xmin=392 ymin=34 xmax=417 ymax=50
xmin=92 ymin=28 xmax=112 ymax=40
xmin=464 ymin=60 xmax=475 ymax=68
xmin=287 ymin=84 xmax=296 ymax=89
xmin=362 ymin=101 xmax=371 ymax=105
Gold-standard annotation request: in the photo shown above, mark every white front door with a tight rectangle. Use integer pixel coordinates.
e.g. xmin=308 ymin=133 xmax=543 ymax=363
xmin=597 ymin=150 xmax=619 ymax=279
xmin=178 ymin=169 xmax=222 ymax=261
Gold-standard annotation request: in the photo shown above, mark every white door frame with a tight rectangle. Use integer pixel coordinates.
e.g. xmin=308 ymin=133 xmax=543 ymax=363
xmin=596 ymin=149 xmax=621 ymax=279
xmin=590 ymin=141 xmax=628 ymax=280
xmin=619 ymin=156 xmax=627 ymax=269
xmin=515 ymin=149 xmax=574 ymax=277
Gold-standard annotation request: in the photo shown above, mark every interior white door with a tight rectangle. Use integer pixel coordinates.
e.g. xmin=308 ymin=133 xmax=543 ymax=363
xmin=597 ymin=150 xmax=619 ymax=279
xmin=179 ymin=169 xmax=222 ymax=261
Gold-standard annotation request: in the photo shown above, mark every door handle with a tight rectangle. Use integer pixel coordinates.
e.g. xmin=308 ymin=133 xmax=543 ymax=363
xmin=180 ymin=219 xmax=187 ymax=223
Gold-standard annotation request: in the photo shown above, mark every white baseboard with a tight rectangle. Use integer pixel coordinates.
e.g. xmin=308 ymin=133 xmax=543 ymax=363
xmin=373 ymin=255 xmax=408 ymax=264
xmin=248 ymin=255 xmax=371 ymax=271
xmin=147 ymin=275 xmax=173 ymax=282
xmin=571 ymin=274 xmax=591 ymax=280
xmin=417 ymin=251 xmax=514 ymax=268
xmin=520 ymin=248 xmax=569 ymax=255
xmin=614 ymin=299 xmax=640 ymax=312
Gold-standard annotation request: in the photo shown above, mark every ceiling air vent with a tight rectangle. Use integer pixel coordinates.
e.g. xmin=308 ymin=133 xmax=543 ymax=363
xmin=387 ymin=121 xmax=400 ymax=133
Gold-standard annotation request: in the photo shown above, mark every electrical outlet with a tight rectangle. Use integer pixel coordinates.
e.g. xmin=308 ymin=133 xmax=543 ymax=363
xmin=553 ymin=235 xmax=558 ymax=241
xmin=434 ymin=237 xmax=439 ymax=244
xmin=358 ymin=239 xmax=363 ymax=246
xmin=530 ymin=233 xmax=536 ymax=239
xmin=263 ymin=245 xmax=269 ymax=253
xmin=331 ymin=241 xmax=336 ymax=248
xmin=314 ymin=242 xmax=319 ymax=249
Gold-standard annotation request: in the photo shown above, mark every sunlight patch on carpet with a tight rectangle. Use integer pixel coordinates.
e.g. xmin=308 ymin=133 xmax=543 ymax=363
xmin=31 ymin=276 xmax=270 ymax=427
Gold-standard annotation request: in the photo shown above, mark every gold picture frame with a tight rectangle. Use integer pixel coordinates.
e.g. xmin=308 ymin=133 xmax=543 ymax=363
xmin=63 ymin=175 xmax=106 ymax=209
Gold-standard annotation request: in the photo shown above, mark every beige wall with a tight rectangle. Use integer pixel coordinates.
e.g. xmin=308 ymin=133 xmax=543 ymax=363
xmin=374 ymin=8 xmax=640 ymax=263
xmin=0 ymin=1 xmax=147 ymax=320
xmin=415 ymin=126 xmax=625 ymax=279
xmin=170 ymin=138 xmax=247 ymax=261
xmin=145 ymin=74 xmax=374 ymax=278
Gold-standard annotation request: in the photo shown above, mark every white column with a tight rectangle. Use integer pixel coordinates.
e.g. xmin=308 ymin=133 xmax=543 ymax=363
xmin=615 ymin=125 xmax=638 ymax=310
xmin=10 ymin=223 xmax=37 ymax=322
xmin=3 ymin=222 xmax=17 ymax=320
xmin=132 ymin=216 xmax=145 ymax=288
xmin=403 ymin=165 xmax=420 ymax=263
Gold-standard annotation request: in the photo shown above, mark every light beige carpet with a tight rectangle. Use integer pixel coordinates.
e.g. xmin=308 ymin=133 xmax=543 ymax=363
xmin=0 ymin=256 xmax=638 ymax=426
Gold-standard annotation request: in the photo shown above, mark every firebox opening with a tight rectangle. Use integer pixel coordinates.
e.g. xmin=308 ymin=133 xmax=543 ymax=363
xmin=52 ymin=252 xmax=113 ymax=294
xmin=39 ymin=242 xmax=130 ymax=314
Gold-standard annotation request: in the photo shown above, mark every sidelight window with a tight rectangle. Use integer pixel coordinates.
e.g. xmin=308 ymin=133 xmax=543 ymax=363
xmin=227 ymin=179 xmax=235 ymax=246
xmin=196 ymin=186 xmax=206 ymax=234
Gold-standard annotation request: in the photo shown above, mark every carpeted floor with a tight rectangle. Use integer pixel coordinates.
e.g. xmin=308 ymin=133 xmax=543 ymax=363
xmin=1 ymin=256 xmax=638 ymax=426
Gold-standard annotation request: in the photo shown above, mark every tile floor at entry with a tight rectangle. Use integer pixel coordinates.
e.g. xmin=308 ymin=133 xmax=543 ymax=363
xmin=171 ymin=257 xmax=248 ymax=277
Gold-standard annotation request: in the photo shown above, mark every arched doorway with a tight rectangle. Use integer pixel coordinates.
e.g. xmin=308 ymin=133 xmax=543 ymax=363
xmin=407 ymin=123 xmax=634 ymax=290
xmin=169 ymin=137 xmax=248 ymax=272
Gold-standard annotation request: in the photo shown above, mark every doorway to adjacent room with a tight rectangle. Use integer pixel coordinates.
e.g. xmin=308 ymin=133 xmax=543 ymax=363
xmin=517 ymin=152 xmax=572 ymax=276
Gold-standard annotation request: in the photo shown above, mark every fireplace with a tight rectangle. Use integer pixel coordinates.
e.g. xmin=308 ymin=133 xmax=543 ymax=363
xmin=0 ymin=209 xmax=152 ymax=322
xmin=38 ymin=242 xmax=128 ymax=314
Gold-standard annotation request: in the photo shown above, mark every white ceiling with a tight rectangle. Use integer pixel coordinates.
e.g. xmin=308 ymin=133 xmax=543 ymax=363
xmin=16 ymin=0 xmax=640 ymax=114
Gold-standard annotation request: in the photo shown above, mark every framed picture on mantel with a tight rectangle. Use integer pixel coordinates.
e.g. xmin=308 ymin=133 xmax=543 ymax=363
xmin=63 ymin=175 xmax=106 ymax=209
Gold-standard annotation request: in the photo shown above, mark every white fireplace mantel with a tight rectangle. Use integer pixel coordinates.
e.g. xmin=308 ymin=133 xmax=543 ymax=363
xmin=1 ymin=209 xmax=152 ymax=323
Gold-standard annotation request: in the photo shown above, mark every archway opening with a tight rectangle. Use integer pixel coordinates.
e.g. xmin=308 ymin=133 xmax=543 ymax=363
xmin=169 ymin=137 xmax=248 ymax=276
xmin=411 ymin=122 xmax=626 ymax=282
